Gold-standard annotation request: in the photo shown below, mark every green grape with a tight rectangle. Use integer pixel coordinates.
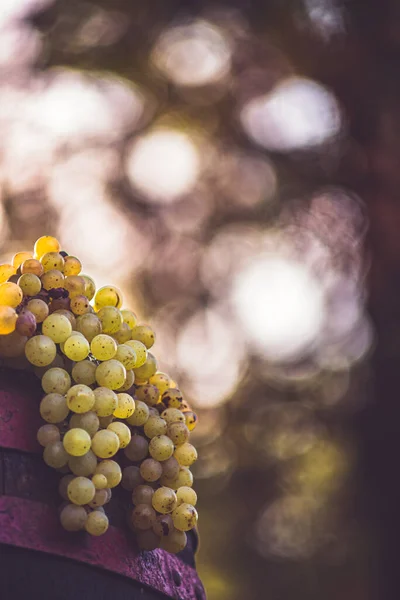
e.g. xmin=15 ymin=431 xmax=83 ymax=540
xmin=152 ymin=487 xmax=178 ymax=514
xmin=58 ymin=474 xmax=75 ymax=500
xmin=160 ymin=529 xmax=187 ymax=554
xmin=63 ymin=334 xmax=90 ymax=361
xmin=131 ymin=324 xmax=155 ymax=349
xmin=16 ymin=310 xmax=36 ymax=337
xmin=85 ymin=510 xmax=109 ymax=536
xmin=115 ymin=344 xmax=137 ymax=370
xmin=124 ymin=435 xmax=149 ymax=462
xmin=26 ymin=299 xmax=49 ymax=323
xmin=140 ymin=458 xmax=162 ymax=482
xmin=113 ymin=322 xmax=132 ymax=344
xmin=72 ymin=360 xmax=97 ymax=386
xmin=94 ymin=459 xmax=122 ymax=488
xmin=37 ymin=424 xmax=60 ymax=447
xmin=144 ymin=416 xmax=167 ymax=439
xmin=67 ymin=476 xmax=96 ymax=505
xmin=70 ymin=412 xmax=99 ymax=438
xmin=136 ymin=530 xmax=160 ymax=551
xmin=21 ymin=258 xmax=44 ymax=277
xmin=42 ymin=314 xmax=72 ymax=343
xmin=149 ymin=372 xmax=171 ymax=395
xmin=98 ymin=415 xmax=114 ymax=428
xmin=161 ymin=388 xmax=184 ymax=409
xmin=12 ymin=251 xmax=33 ymax=269
xmin=81 ymin=274 xmax=96 ymax=300
xmin=184 ymin=410 xmax=198 ymax=432
xmin=135 ymin=384 xmax=159 ymax=406
xmin=34 ymin=235 xmax=61 ymax=258
xmin=92 ymin=473 xmax=108 ymax=489
xmin=114 ymin=392 xmax=135 ymax=418
xmin=152 ymin=514 xmax=174 ymax=537
xmin=66 ymin=384 xmax=95 ymax=413
xmin=75 ymin=313 xmax=102 ymax=342
xmin=130 ymin=504 xmax=156 ymax=530
xmin=25 ymin=335 xmax=56 ymax=367
xmin=172 ymin=503 xmax=198 ymax=532
xmin=70 ymin=295 xmax=91 ymax=316
xmin=43 ymin=440 xmax=69 ymax=469
xmin=0 ymin=330 xmax=27 ymax=356
xmin=63 ymin=428 xmax=91 ymax=457
xmin=89 ymin=488 xmax=109 ymax=508
xmin=0 ymin=263 xmax=16 ymax=283
xmin=0 ymin=306 xmax=17 ymax=334
xmin=126 ymin=400 xmax=149 ymax=426
xmin=93 ymin=387 xmax=118 ymax=417
xmin=116 ymin=368 xmax=135 ymax=392
xmin=176 ymin=486 xmax=197 ymax=507
xmin=40 ymin=252 xmax=65 ymax=272
xmin=132 ymin=485 xmax=154 ymax=505
xmin=125 ymin=340 xmax=147 ymax=368
xmin=168 ymin=422 xmax=190 ymax=446
xmin=53 ymin=309 xmax=76 ymax=329
xmin=60 ymin=504 xmax=87 ymax=532
xmin=95 ymin=359 xmax=126 ymax=389
xmin=121 ymin=309 xmax=138 ymax=330
xmin=174 ymin=442 xmax=198 ymax=467
xmin=91 ymin=430 xmax=120 ymax=459
xmin=41 ymin=269 xmax=64 ymax=290
xmin=41 ymin=367 xmax=71 ymax=395
xmin=63 ymin=256 xmax=82 ymax=276
xmin=0 ymin=282 xmax=23 ymax=308
xmin=64 ymin=275 xmax=86 ymax=298
xmin=97 ymin=306 xmax=123 ymax=334
xmin=68 ymin=450 xmax=97 ymax=476
xmin=161 ymin=456 xmax=180 ymax=480
xmin=161 ymin=466 xmax=193 ymax=490
xmin=94 ymin=285 xmax=123 ymax=311
xmin=121 ymin=465 xmax=144 ymax=491
xmin=133 ymin=352 xmax=157 ymax=382
xmin=17 ymin=273 xmax=42 ymax=296
xmin=149 ymin=435 xmax=174 ymax=462
xmin=107 ymin=422 xmax=131 ymax=448
xmin=161 ymin=408 xmax=185 ymax=425
xmin=40 ymin=393 xmax=69 ymax=423
xmin=90 ymin=334 xmax=117 ymax=361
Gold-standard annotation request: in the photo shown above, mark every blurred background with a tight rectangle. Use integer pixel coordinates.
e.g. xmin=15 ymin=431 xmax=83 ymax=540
xmin=1 ymin=1 xmax=400 ymax=599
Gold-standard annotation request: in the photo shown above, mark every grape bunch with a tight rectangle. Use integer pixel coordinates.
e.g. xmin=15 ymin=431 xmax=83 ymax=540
xmin=0 ymin=236 xmax=198 ymax=552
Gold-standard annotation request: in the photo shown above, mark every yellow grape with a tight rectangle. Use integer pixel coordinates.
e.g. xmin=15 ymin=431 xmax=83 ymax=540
xmin=161 ymin=388 xmax=184 ymax=409
xmin=152 ymin=514 xmax=174 ymax=537
xmin=176 ymin=486 xmax=197 ymax=507
xmin=172 ymin=503 xmax=198 ymax=532
xmin=107 ymin=422 xmax=131 ymax=448
xmin=72 ymin=360 xmax=97 ymax=385
xmin=42 ymin=313 xmax=72 ymax=343
xmin=70 ymin=295 xmax=91 ymax=316
xmin=130 ymin=504 xmax=156 ymax=530
xmin=63 ymin=256 xmax=82 ymax=276
xmin=81 ymin=275 xmax=96 ymax=300
xmin=34 ymin=235 xmax=61 ymax=259
xmin=131 ymin=324 xmax=155 ymax=349
xmin=93 ymin=387 xmax=118 ymax=417
xmin=160 ymin=466 xmax=193 ymax=490
xmin=12 ymin=252 xmax=32 ymax=269
xmin=160 ymin=529 xmax=187 ymax=554
xmin=132 ymin=485 xmax=154 ymax=505
xmin=121 ymin=309 xmax=137 ymax=329
xmin=75 ymin=313 xmax=102 ymax=342
xmin=90 ymin=334 xmax=117 ymax=361
xmin=68 ymin=450 xmax=97 ymax=477
xmin=0 ymin=282 xmax=23 ymax=308
xmin=43 ymin=441 xmax=69 ymax=469
xmin=41 ymin=367 xmax=71 ymax=394
xmin=67 ymin=476 xmax=96 ymax=505
xmin=124 ymin=435 xmax=149 ymax=462
xmin=63 ymin=275 xmax=86 ymax=298
xmin=60 ymin=504 xmax=87 ymax=532
xmin=140 ymin=458 xmax=162 ymax=482
xmin=21 ymin=258 xmax=44 ymax=277
xmin=63 ymin=334 xmax=90 ymax=361
xmin=112 ymin=322 xmax=132 ymax=344
xmin=0 ymin=264 xmax=16 ymax=283
xmin=63 ymin=428 xmax=91 ymax=457
xmin=152 ymin=487 xmax=178 ymax=514
xmin=114 ymin=392 xmax=135 ymax=419
xmin=70 ymin=411 xmax=99 ymax=437
xmin=149 ymin=435 xmax=174 ymax=462
xmin=133 ymin=352 xmax=157 ymax=382
xmin=149 ymin=372 xmax=171 ymax=395
xmin=0 ymin=306 xmax=17 ymax=334
xmin=135 ymin=383 xmax=159 ymax=406
xmin=66 ymin=384 xmax=95 ymax=414
xmin=161 ymin=408 xmax=185 ymax=425
xmin=0 ymin=330 xmax=27 ymax=357
xmin=184 ymin=411 xmax=198 ymax=431
xmin=115 ymin=344 xmax=137 ymax=369
xmin=26 ymin=299 xmax=49 ymax=323
xmin=97 ymin=306 xmax=123 ymax=334
xmin=53 ymin=309 xmax=76 ymax=328
xmin=144 ymin=416 xmax=167 ymax=439
xmin=92 ymin=474 xmax=108 ymax=489
xmin=17 ymin=273 xmax=42 ymax=296
xmin=40 ymin=252 xmax=65 ymax=272
xmin=85 ymin=511 xmax=109 ymax=536
xmin=94 ymin=459 xmax=122 ymax=488
xmin=116 ymin=368 xmax=135 ymax=391
xmin=25 ymin=335 xmax=56 ymax=366
xmin=94 ymin=285 xmax=123 ymax=311
xmin=167 ymin=422 xmax=190 ymax=446
xmin=95 ymin=359 xmax=126 ymax=390
xmin=91 ymin=430 xmax=120 ymax=459
xmin=126 ymin=400 xmax=149 ymax=426
xmin=40 ymin=393 xmax=69 ymax=423
xmin=125 ymin=340 xmax=147 ymax=368
xmin=37 ymin=424 xmax=60 ymax=447
xmin=174 ymin=442 xmax=198 ymax=467
xmin=41 ymin=269 xmax=64 ymax=290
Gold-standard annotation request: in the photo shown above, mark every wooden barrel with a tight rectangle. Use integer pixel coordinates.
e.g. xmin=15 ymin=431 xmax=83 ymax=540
xmin=0 ymin=367 xmax=205 ymax=600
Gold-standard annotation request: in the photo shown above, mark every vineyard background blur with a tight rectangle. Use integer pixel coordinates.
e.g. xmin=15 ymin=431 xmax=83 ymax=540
xmin=0 ymin=1 xmax=398 ymax=599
